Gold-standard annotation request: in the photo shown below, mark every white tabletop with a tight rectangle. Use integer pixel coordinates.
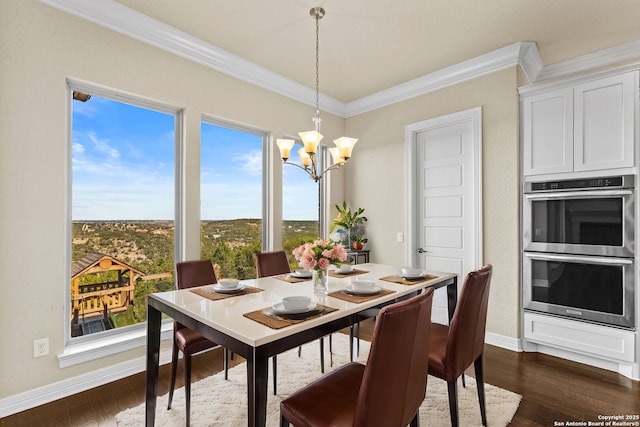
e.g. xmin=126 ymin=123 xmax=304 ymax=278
xmin=150 ymin=263 xmax=455 ymax=348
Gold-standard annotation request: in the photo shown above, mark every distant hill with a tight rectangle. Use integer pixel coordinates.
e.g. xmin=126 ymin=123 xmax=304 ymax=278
xmin=72 ymin=219 xmax=318 ymax=278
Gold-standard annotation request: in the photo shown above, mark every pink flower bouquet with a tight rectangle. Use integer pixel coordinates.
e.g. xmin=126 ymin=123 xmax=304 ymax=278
xmin=292 ymin=239 xmax=348 ymax=271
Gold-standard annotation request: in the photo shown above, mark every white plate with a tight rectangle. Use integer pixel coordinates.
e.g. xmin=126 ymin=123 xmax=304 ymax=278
xmin=212 ymin=283 xmax=245 ymax=293
xmin=289 ymin=271 xmax=312 ymax=279
xmin=272 ymin=301 xmax=317 ymax=314
xmin=343 ymin=285 xmax=382 ymax=295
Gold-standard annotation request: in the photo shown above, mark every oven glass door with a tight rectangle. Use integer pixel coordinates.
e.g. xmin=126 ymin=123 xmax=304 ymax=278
xmin=523 ymin=252 xmax=634 ymax=329
xmin=524 ymin=189 xmax=634 ymax=257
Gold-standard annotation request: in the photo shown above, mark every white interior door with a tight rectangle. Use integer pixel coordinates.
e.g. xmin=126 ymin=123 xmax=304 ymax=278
xmin=405 ymin=107 xmax=482 ymax=324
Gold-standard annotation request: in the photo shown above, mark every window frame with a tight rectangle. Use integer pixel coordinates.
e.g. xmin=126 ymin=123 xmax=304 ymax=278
xmin=61 ymin=79 xmax=182 ymax=366
xmin=200 ymin=115 xmax=271 ymax=253
xmin=60 ymin=84 xmax=330 ymax=367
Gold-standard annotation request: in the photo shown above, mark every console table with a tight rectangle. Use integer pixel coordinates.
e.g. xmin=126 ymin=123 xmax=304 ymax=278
xmin=346 ymin=250 xmax=369 ymax=264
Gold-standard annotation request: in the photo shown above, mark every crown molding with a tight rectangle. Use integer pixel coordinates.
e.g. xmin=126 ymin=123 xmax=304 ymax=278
xmin=518 ymin=41 xmax=544 ymax=82
xmin=536 ymin=39 xmax=640 ymax=82
xmin=37 ymin=0 xmax=532 ymax=118
xmin=345 ymin=42 xmax=540 ymax=117
xmin=38 ymin=0 xmax=346 ymax=117
xmin=38 ymin=0 xmax=639 ymax=118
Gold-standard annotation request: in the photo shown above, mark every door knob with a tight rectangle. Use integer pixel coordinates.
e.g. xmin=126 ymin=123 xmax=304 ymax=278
xmin=417 ymin=248 xmax=427 ymax=253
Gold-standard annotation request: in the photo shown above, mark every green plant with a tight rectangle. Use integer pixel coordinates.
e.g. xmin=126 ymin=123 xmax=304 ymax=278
xmin=333 ymin=201 xmax=367 ymax=230
xmin=350 ymin=234 xmax=368 ymax=244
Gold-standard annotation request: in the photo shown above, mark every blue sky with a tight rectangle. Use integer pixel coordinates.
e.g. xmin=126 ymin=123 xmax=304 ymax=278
xmin=72 ymin=95 xmax=317 ymax=220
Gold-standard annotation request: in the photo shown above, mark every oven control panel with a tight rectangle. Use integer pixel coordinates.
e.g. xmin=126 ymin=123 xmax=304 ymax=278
xmin=526 ymin=175 xmax=633 ymax=192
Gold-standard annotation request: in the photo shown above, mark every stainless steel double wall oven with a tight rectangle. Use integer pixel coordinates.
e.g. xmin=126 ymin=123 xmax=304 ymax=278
xmin=523 ymin=175 xmax=635 ymax=329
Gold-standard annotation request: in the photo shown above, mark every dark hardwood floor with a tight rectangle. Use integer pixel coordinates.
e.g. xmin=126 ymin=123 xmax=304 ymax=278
xmin=2 ymin=320 xmax=639 ymax=426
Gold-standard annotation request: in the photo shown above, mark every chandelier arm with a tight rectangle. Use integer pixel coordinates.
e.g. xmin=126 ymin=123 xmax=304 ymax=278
xmin=282 ymin=160 xmax=313 ymax=173
xmin=316 ymin=163 xmax=344 ymax=179
xmin=310 ymin=152 xmax=319 ymax=176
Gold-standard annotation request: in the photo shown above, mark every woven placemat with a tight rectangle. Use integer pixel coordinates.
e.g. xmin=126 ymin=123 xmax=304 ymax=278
xmin=191 ymin=285 xmax=264 ymax=302
xmin=327 ymin=288 xmax=396 ymax=303
xmin=273 ymin=274 xmax=309 ymax=284
xmin=329 ymin=269 xmax=369 ymax=278
xmin=379 ymin=274 xmax=439 ymax=286
xmin=243 ymin=304 xmax=338 ymax=329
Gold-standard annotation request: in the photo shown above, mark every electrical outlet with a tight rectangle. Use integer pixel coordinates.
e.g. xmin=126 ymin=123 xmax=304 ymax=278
xmin=34 ymin=338 xmax=49 ymax=358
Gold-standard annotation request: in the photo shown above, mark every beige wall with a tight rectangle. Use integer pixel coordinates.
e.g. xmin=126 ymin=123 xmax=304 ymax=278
xmin=344 ymin=69 xmax=521 ymax=338
xmin=0 ymin=1 xmax=346 ymax=397
xmin=1 ymin=0 xmax=520 ymax=401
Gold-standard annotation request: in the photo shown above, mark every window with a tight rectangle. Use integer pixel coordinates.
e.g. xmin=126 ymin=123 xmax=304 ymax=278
xmin=200 ymin=120 xmax=266 ymax=279
xmin=69 ymin=86 xmax=177 ymax=340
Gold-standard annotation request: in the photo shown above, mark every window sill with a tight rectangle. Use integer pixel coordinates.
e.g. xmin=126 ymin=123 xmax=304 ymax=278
xmin=58 ymin=322 xmax=173 ymax=368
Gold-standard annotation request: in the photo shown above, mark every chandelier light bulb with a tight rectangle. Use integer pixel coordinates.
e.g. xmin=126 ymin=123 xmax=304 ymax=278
xmin=276 ymin=139 xmax=295 ymax=161
xmin=298 ymin=130 xmax=323 ymax=154
xmin=333 ymin=137 xmax=358 ymax=159
xmin=297 ymin=147 xmax=312 ymax=167
xmin=329 ymin=147 xmax=346 ymax=165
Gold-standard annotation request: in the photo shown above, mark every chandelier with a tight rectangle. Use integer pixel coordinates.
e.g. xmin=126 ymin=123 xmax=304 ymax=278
xmin=276 ymin=7 xmax=358 ymax=182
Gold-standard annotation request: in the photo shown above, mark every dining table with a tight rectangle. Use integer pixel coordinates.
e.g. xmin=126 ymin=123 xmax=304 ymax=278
xmin=145 ymin=262 xmax=458 ymax=427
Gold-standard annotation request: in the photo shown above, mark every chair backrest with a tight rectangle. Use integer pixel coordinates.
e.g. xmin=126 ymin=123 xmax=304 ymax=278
xmin=354 ymin=288 xmax=434 ymax=427
xmin=445 ymin=264 xmax=493 ymax=380
xmin=254 ymin=250 xmax=291 ymax=278
xmin=175 ymin=260 xmax=218 ymax=290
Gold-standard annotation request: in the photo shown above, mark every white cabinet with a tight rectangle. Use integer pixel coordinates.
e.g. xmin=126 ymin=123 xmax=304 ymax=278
xmin=524 ymin=312 xmax=636 ymax=363
xmin=574 ymin=73 xmax=636 ymax=171
xmin=522 ymin=88 xmax=573 ymax=175
xmin=523 ymin=71 xmax=637 ymax=176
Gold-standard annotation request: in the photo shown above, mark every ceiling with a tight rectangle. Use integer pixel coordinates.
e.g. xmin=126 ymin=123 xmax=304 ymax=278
xmin=110 ymin=1 xmax=640 ymax=103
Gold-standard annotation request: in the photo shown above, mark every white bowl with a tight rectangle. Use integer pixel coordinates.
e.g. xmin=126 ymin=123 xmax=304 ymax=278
xmin=338 ymin=264 xmax=354 ymax=273
xmin=401 ymin=267 xmax=423 ymax=277
xmin=282 ymin=296 xmax=312 ymax=310
xmin=294 ymin=269 xmax=312 ymax=278
xmin=218 ymin=278 xmax=240 ymax=288
xmin=351 ymin=279 xmax=376 ymax=291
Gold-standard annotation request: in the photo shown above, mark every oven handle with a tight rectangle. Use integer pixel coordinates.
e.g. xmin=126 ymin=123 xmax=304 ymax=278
xmin=524 ymin=252 xmax=633 ymax=265
xmin=524 ymin=189 xmax=633 ymax=200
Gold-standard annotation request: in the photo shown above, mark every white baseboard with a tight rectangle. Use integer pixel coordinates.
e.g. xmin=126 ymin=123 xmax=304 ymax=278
xmin=0 ymin=347 xmax=174 ymax=418
xmin=524 ymin=341 xmax=639 ymax=380
xmin=485 ymin=332 xmax=522 ymax=352
xmin=432 ymin=306 xmax=523 ymax=352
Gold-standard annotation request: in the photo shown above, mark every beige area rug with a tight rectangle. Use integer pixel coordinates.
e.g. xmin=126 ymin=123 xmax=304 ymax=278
xmin=116 ymin=334 xmax=521 ymax=426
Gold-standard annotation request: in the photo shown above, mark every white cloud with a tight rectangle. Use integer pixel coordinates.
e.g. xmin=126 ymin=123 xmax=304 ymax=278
xmin=89 ymin=131 xmax=120 ymax=159
xmin=72 ymin=142 xmax=85 ymax=154
xmin=233 ymin=150 xmax=262 ymax=176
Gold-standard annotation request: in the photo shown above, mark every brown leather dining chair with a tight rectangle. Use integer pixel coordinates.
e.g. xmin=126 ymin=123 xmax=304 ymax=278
xmin=427 ymin=264 xmax=493 ymax=427
xmin=167 ymin=260 xmax=229 ymax=427
xmin=254 ymin=250 xmax=327 ymax=394
xmin=280 ymin=288 xmax=434 ymax=427
xmin=255 ymin=249 xmax=291 ymax=278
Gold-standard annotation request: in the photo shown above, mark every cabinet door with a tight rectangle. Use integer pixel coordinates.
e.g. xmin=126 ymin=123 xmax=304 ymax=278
xmin=522 ymin=88 xmax=573 ymax=175
xmin=574 ymin=72 xmax=636 ymax=171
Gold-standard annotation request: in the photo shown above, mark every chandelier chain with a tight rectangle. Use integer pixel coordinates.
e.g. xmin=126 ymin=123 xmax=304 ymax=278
xmin=315 ymin=11 xmax=320 ymax=112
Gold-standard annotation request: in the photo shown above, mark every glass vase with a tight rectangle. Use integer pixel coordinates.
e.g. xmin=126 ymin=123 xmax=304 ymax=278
xmin=313 ymin=268 xmax=329 ymax=293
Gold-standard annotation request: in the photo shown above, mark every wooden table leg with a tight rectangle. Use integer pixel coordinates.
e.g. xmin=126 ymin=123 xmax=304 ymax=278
xmin=145 ymin=305 xmax=161 ymax=426
xmin=246 ymin=346 xmax=269 ymax=427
